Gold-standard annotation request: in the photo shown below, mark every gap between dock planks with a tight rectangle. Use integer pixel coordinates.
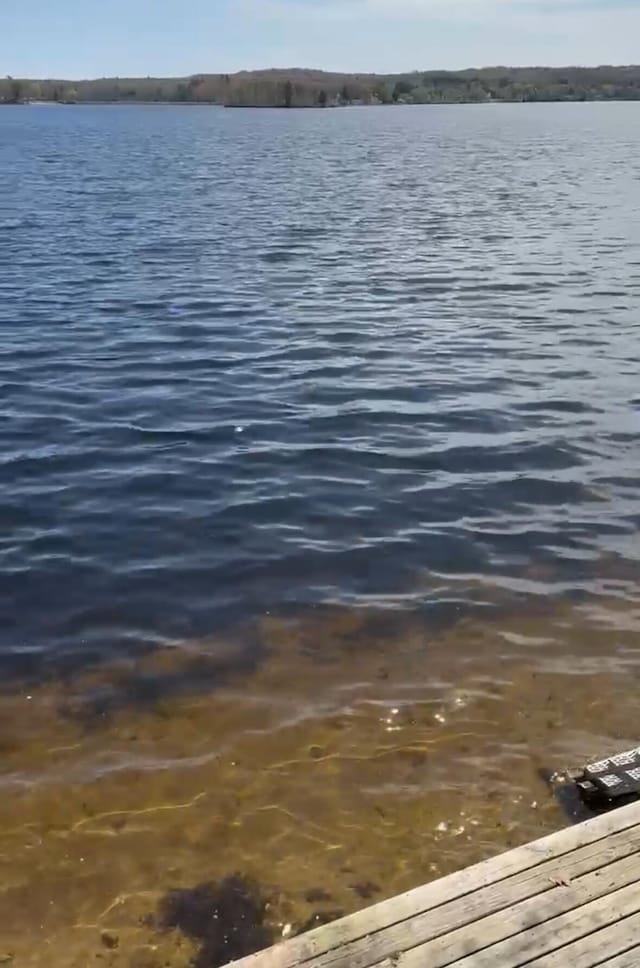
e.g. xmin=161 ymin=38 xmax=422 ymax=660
xmin=226 ymin=799 xmax=640 ymax=968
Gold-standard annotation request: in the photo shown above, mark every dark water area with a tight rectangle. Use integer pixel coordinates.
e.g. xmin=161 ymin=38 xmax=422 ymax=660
xmin=1 ymin=103 xmax=640 ymax=966
xmin=1 ymin=102 xmax=639 ymax=677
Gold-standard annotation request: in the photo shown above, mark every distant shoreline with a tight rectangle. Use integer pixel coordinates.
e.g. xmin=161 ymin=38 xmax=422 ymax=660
xmin=2 ymin=99 xmax=222 ymax=107
xmin=3 ymin=65 xmax=640 ymax=109
xmin=5 ymin=98 xmax=640 ymax=110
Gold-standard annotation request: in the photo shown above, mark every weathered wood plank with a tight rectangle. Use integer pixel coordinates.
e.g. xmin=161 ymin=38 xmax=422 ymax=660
xmin=228 ymin=801 xmax=640 ymax=968
xmin=526 ymin=911 xmax=640 ymax=967
xmin=599 ymin=946 xmax=640 ymax=968
xmin=374 ymin=852 xmax=640 ymax=968
xmin=443 ymin=879 xmax=640 ymax=968
xmin=302 ymin=827 xmax=640 ymax=968
xmin=302 ymin=831 xmax=640 ymax=968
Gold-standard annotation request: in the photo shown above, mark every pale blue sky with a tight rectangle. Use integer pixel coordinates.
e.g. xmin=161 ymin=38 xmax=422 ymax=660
xmin=2 ymin=0 xmax=639 ymax=78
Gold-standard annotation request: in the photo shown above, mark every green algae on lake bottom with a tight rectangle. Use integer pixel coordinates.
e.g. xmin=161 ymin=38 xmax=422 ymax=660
xmin=155 ymin=876 xmax=275 ymax=968
xmin=1 ymin=579 xmax=640 ymax=966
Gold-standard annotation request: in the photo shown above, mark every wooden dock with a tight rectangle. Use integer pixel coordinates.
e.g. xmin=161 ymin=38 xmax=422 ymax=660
xmin=227 ymin=799 xmax=640 ymax=968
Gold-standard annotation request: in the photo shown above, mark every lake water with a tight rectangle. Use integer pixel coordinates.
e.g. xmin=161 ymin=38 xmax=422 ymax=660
xmin=1 ymin=102 xmax=640 ymax=967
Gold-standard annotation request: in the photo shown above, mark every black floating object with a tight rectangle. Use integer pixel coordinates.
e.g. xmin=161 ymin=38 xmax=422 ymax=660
xmin=575 ymin=746 xmax=640 ymax=810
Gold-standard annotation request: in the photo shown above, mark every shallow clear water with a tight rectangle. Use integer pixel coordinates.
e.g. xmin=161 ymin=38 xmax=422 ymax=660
xmin=1 ymin=102 xmax=640 ymax=966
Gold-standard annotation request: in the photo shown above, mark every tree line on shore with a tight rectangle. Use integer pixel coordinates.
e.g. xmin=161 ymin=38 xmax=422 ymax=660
xmin=3 ymin=65 xmax=640 ymax=107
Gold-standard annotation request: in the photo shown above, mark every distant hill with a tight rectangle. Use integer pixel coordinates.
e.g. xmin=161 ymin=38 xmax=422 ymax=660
xmin=3 ymin=65 xmax=640 ymax=107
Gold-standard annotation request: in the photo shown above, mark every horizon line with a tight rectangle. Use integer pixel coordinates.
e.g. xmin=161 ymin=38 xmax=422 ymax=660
xmin=7 ymin=62 xmax=640 ymax=82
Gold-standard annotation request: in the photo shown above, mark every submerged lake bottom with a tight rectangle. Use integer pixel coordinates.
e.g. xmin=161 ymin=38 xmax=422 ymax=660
xmin=2 ymin=569 xmax=640 ymax=967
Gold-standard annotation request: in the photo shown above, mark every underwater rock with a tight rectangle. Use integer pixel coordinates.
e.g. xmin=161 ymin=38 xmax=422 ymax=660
xmin=350 ymin=881 xmax=381 ymax=901
xmin=100 ymin=930 xmax=119 ymax=949
xmin=304 ymin=888 xmax=333 ymax=904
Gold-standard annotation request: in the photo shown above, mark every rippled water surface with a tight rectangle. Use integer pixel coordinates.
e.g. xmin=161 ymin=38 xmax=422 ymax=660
xmin=1 ymin=102 xmax=640 ymax=966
